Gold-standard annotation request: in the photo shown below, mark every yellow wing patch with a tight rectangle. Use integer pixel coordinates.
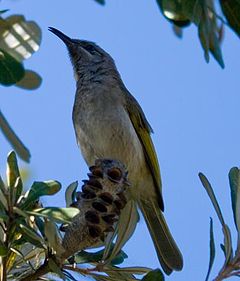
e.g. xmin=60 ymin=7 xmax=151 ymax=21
xmin=126 ymin=100 xmax=164 ymax=210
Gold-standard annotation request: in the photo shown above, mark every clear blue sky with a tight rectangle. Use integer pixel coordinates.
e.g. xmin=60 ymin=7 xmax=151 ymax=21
xmin=1 ymin=1 xmax=240 ymax=280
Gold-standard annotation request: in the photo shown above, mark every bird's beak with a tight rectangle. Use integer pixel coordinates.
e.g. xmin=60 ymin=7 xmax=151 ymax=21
xmin=48 ymin=27 xmax=73 ymax=46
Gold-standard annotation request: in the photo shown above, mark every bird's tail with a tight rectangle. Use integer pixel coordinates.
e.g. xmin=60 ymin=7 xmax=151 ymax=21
xmin=138 ymin=198 xmax=183 ymax=275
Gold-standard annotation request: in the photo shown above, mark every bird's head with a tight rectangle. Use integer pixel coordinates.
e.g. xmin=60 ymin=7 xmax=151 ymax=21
xmin=49 ymin=27 xmax=116 ymax=81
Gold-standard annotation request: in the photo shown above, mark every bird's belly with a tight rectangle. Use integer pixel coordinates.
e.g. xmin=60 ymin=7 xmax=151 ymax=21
xmin=74 ymin=110 xmax=147 ymax=184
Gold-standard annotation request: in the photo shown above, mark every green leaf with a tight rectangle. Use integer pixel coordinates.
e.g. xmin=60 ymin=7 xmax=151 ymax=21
xmin=199 ymin=173 xmax=225 ymax=225
xmin=205 ymin=218 xmax=215 ymax=281
xmin=0 ymin=241 xmax=8 ymax=257
xmin=0 ymin=211 xmax=8 ymax=221
xmin=0 ymin=10 xmax=9 ymax=14
xmin=0 ymin=49 xmax=25 ymax=86
xmin=21 ymin=180 xmax=61 ymax=210
xmin=105 ymin=266 xmax=151 ymax=275
xmin=27 ymin=207 xmax=79 ymax=224
xmin=220 ymin=0 xmax=240 ymax=37
xmin=6 ymin=151 xmax=23 ymax=205
xmin=156 ymin=0 xmax=191 ymax=27
xmin=104 ymin=200 xmax=138 ymax=263
xmin=6 ymin=151 xmax=20 ymax=188
xmin=44 ymin=219 xmax=65 ymax=256
xmin=220 ymin=243 xmax=226 ymax=256
xmin=65 ymin=181 xmax=78 ymax=207
xmin=75 ymin=247 xmax=128 ymax=266
xmin=35 ymin=217 xmax=45 ymax=237
xmin=48 ymin=258 xmax=66 ymax=280
xmin=196 ymin=1 xmax=224 ymax=68
xmin=94 ymin=0 xmax=105 ymax=5
xmin=0 ymin=175 xmax=8 ymax=211
xmin=0 ymin=111 xmax=31 ymax=162
xmin=14 ymin=177 xmax=23 ymax=204
xmin=18 ymin=223 xmax=46 ymax=248
xmin=15 ymin=70 xmax=42 ymax=90
xmin=0 ymin=15 xmax=42 ymax=62
xmin=199 ymin=172 xmax=232 ymax=264
xmin=228 ymin=167 xmax=240 ymax=233
xmin=9 ymin=247 xmax=35 ymax=271
xmin=142 ymin=269 xmax=165 ymax=281
xmin=111 ymin=250 xmax=128 ymax=265
xmin=13 ymin=206 xmax=29 ymax=218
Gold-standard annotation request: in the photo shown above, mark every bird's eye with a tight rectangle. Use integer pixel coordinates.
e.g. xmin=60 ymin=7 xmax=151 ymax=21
xmin=84 ymin=45 xmax=96 ymax=54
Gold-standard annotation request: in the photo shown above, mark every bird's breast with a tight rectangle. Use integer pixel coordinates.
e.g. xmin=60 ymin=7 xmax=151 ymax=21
xmin=73 ymin=90 xmax=146 ymax=181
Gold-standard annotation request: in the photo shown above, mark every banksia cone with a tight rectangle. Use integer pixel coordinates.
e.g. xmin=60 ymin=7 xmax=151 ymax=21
xmin=61 ymin=159 xmax=129 ymax=260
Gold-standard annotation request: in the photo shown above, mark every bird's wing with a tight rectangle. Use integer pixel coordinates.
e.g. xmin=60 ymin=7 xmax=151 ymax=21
xmin=123 ymin=90 xmax=164 ymax=210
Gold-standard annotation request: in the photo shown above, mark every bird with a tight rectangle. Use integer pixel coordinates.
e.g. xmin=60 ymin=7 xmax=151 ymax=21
xmin=49 ymin=27 xmax=183 ymax=274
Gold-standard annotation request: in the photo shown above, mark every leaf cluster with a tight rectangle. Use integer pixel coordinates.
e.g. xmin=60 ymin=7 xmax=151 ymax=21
xmin=95 ymin=0 xmax=240 ymax=68
xmin=0 ymin=152 xmax=164 ymax=281
xmin=0 ymin=151 xmax=79 ymax=280
xmin=199 ymin=168 xmax=240 ymax=280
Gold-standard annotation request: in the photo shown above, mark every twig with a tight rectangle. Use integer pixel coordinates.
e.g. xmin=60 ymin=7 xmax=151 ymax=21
xmin=0 ymin=256 xmax=7 ymax=281
xmin=18 ymin=159 xmax=129 ymax=281
xmin=0 ymin=110 xmax=30 ymax=162
xmin=19 ymin=261 xmax=50 ymax=281
xmin=214 ymin=256 xmax=240 ymax=280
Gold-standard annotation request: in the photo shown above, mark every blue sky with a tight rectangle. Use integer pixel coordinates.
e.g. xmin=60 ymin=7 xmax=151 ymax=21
xmin=1 ymin=0 xmax=240 ymax=280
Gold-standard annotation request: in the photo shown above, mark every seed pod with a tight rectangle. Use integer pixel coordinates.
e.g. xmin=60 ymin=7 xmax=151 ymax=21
xmin=107 ymin=168 xmax=122 ymax=182
xmin=85 ymin=210 xmax=100 ymax=224
xmin=99 ymin=192 xmax=113 ymax=204
xmin=61 ymin=159 xmax=129 ymax=261
xmin=102 ymin=214 xmax=117 ymax=224
xmin=114 ymin=199 xmax=125 ymax=210
xmin=92 ymin=202 xmax=108 ymax=213
xmin=88 ymin=225 xmax=102 ymax=238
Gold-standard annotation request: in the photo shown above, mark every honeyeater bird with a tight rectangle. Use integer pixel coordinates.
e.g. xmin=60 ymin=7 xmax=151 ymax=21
xmin=49 ymin=27 xmax=183 ymax=274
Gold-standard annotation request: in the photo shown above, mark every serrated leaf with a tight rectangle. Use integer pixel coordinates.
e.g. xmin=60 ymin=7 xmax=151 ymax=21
xmin=205 ymin=218 xmax=215 ymax=281
xmin=0 ymin=111 xmax=31 ymax=162
xmin=199 ymin=172 xmax=232 ymax=264
xmin=21 ymin=180 xmax=61 ymax=210
xmin=220 ymin=0 xmax=240 ymax=37
xmin=27 ymin=207 xmax=79 ymax=224
xmin=15 ymin=70 xmax=42 ymax=90
xmin=65 ymin=181 xmax=78 ymax=207
xmin=0 ymin=49 xmax=24 ymax=85
xmin=142 ymin=269 xmax=165 ymax=281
